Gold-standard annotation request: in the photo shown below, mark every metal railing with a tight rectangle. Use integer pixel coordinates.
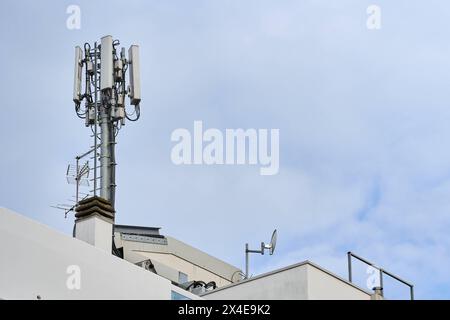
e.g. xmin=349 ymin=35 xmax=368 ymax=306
xmin=347 ymin=251 xmax=414 ymax=300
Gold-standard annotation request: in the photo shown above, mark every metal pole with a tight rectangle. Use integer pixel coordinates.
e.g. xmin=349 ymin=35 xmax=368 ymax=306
xmin=75 ymin=156 xmax=79 ymax=205
xmin=100 ymin=102 xmax=113 ymax=204
xmin=410 ymin=285 xmax=414 ymax=300
xmin=245 ymin=243 xmax=249 ymax=279
xmin=97 ymin=44 xmax=116 ymax=208
xmin=347 ymin=252 xmax=352 ymax=282
xmin=93 ymin=42 xmax=98 ymax=197
xmin=379 ymin=269 xmax=384 ymax=296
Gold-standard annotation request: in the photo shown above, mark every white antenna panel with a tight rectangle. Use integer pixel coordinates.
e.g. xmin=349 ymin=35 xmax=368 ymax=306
xmin=73 ymin=46 xmax=83 ymax=103
xmin=100 ymin=35 xmax=113 ymax=90
xmin=128 ymin=45 xmax=141 ymax=105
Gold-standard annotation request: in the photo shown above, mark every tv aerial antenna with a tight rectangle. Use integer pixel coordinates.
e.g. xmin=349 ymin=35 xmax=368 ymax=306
xmin=245 ymin=229 xmax=277 ymax=279
xmin=51 ymin=148 xmax=97 ymax=218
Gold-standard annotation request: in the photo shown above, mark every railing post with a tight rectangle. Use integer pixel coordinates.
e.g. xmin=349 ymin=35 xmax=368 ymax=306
xmin=347 ymin=252 xmax=352 ymax=282
xmin=379 ymin=269 xmax=384 ymax=297
xmin=245 ymin=243 xmax=249 ymax=279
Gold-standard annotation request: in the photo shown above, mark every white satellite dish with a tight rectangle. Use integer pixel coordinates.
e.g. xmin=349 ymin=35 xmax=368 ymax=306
xmin=263 ymin=229 xmax=277 ymax=255
xmin=269 ymin=229 xmax=277 ymax=255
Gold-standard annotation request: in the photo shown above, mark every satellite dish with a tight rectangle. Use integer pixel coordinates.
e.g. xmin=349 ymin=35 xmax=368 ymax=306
xmin=263 ymin=229 xmax=277 ymax=255
xmin=245 ymin=229 xmax=278 ymax=278
xmin=269 ymin=229 xmax=277 ymax=255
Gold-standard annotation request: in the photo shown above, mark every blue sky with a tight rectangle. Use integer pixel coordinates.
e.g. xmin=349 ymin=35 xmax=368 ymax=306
xmin=1 ymin=0 xmax=450 ymax=299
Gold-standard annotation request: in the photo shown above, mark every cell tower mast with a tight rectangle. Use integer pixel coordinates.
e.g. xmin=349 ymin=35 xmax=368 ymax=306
xmin=73 ymin=35 xmax=141 ymax=209
xmin=71 ymin=36 xmax=141 ymax=252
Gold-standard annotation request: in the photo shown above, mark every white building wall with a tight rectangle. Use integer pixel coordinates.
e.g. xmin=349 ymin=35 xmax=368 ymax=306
xmin=130 ymin=251 xmax=232 ymax=287
xmin=203 ymin=264 xmax=309 ymax=300
xmin=0 ymin=208 xmax=199 ymax=300
xmin=75 ymin=215 xmax=112 ymax=253
xmin=119 ymin=235 xmax=240 ymax=287
xmin=203 ymin=262 xmax=371 ymax=300
xmin=115 ymin=232 xmax=240 ymax=287
xmin=306 ymin=264 xmax=370 ymax=300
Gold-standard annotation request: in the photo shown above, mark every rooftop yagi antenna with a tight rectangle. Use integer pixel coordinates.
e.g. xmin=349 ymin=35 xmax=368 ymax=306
xmin=51 ymin=148 xmax=94 ymax=218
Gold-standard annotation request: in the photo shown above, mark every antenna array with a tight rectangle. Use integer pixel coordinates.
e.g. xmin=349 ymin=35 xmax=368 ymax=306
xmin=72 ymin=35 xmax=141 ymax=210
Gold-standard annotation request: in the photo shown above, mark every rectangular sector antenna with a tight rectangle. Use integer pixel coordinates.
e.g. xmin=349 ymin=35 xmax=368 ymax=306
xmin=100 ymin=35 xmax=113 ymax=90
xmin=73 ymin=46 xmax=83 ymax=103
xmin=128 ymin=45 xmax=141 ymax=105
